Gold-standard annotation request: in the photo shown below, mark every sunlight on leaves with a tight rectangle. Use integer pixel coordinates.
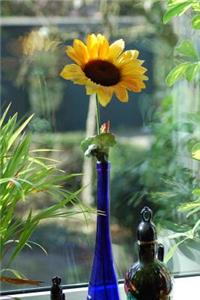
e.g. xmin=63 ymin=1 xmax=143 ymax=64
xmin=166 ymin=62 xmax=190 ymax=86
xmin=175 ymin=40 xmax=199 ymax=59
xmin=192 ymin=143 xmax=200 ymax=160
xmin=163 ymin=1 xmax=192 ymax=24
xmin=192 ymin=14 xmax=200 ymax=29
xmin=185 ymin=63 xmax=200 ymax=81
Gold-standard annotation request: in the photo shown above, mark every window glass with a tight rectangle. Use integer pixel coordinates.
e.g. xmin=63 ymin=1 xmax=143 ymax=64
xmin=1 ymin=0 xmax=200 ymax=293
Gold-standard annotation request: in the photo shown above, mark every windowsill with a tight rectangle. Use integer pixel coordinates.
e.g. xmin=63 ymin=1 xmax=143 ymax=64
xmin=0 ymin=275 xmax=200 ymax=300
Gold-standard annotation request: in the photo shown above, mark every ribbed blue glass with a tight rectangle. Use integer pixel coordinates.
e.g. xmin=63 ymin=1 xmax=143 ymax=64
xmin=87 ymin=161 xmax=120 ymax=300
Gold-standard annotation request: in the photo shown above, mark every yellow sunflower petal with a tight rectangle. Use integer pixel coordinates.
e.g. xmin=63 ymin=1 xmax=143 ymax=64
xmin=114 ymin=85 xmax=129 ymax=102
xmin=121 ymin=79 xmax=145 ymax=92
xmin=142 ymin=75 xmax=149 ymax=80
xmin=66 ymin=46 xmax=84 ymax=65
xmin=86 ymin=34 xmax=97 ymax=51
xmin=108 ymin=39 xmax=125 ymax=61
xmin=60 ymin=64 xmax=87 ymax=84
xmin=97 ymin=87 xmax=113 ymax=107
xmin=131 ymin=50 xmax=139 ymax=59
xmin=86 ymin=34 xmax=99 ymax=59
xmin=116 ymin=50 xmax=140 ymax=67
xmin=97 ymin=34 xmax=109 ymax=59
xmin=121 ymin=64 xmax=148 ymax=77
xmin=85 ymin=85 xmax=98 ymax=95
xmin=73 ymin=39 xmax=89 ymax=65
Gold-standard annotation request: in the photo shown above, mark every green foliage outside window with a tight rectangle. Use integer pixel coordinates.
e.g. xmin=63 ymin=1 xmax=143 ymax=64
xmin=160 ymin=0 xmax=200 ymax=261
xmin=164 ymin=0 xmax=200 ymax=86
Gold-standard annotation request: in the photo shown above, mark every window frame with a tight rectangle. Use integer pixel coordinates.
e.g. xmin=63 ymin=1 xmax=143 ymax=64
xmin=0 ymin=275 xmax=200 ymax=300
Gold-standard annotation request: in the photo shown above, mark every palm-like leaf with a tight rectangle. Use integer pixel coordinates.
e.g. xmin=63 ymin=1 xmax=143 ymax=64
xmin=0 ymin=106 xmax=91 ymax=284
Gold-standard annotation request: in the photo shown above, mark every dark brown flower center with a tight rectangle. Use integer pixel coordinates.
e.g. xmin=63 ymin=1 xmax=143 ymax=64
xmin=83 ymin=60 xmax=121 ymax=86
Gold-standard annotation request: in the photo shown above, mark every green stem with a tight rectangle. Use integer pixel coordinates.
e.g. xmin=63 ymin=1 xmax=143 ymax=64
xmin=95 ymin=94 xmax=101 ymax=135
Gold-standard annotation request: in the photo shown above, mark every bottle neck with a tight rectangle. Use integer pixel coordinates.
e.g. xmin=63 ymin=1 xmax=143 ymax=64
xmin=94 ymin=161 xmax=111 ymax=253
xmin=96 ymin=161 xmax=110 ymax=212
xmin=138 ymin=242 xmax=156 ymax=264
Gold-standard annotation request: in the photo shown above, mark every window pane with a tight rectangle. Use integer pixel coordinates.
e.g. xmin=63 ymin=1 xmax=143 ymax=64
xmin=1 ymin=0 xmax=199 ymax=293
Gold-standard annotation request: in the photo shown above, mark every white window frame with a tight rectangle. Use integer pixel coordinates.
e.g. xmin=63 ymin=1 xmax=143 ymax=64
xmin=0 ymin=276 xmax=200 ymax=300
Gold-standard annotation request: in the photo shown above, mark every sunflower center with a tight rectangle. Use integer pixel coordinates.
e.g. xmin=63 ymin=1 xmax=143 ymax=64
xmin=83 ymin=60 xmax=120 ymax=86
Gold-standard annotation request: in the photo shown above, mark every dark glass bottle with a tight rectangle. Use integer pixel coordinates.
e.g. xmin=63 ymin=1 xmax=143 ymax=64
xmin=50 ymin=277 xmax=65 ymax=300
xmin=124 ymin=207 xmax=172 ymax=300
xmin=87 ymin=161 xmax=120 ymax=300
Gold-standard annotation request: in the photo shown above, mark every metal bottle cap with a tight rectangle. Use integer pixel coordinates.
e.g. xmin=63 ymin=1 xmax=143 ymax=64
xmin=137 ymin=207 xmax=157 ymax=244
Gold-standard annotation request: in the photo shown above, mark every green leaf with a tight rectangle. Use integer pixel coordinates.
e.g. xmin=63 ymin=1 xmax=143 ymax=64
xmin=192 ymin=142 xmax=200 ymax=160
xmin=192 ymin=14 xmax=200 ymax=29
xmin=32 ymin=188 xmax=82 ymax=222
xmin=0 ymin=103 xmax=11 ymax=128
xmin=187 ymin=206 xmax=200 ymax=217
xmin=1 ymin=268 xmax=25 ymax=278
xmin=166 ymin=62 xmax=190 ymax=86
xmin=28 ymin=241 xmax=48 ymax=255
xmin=0 ymin=107 xmax=88 ymax=268
xmin=185 ymin=63 xmax=200 ymax=81
xmin=4 ymin=134 xmax=31 ymax=178
xmin=179 ymin=201 xmax=200 ymax=213
xmin=168 ymin=230 xmax=191 ymax=239
xmin=8 ymin=213 xmax=37 ymax=264
xmin=179 ymin=241 xmax=196 ymax=261
xmin=164 ymin=238 xmax=188 ymax=263
xmin=192 ymin=188 xmax=200 ymax=196
xmin=192 ymin=219 xmax=200 ymax=235
xmin=192 ymin=3 xmax=200 ymax=12
xmin=163 ymin=2 xmax=192 ymax=24
xmin=81 ymin=133 xmax=116 ymax=160
xmin=175 ymin=40 xmax=198 ymax=59
xmin=7 ymin=114 xmax=33 ymax=150
xmin=94 ymin=133 xmax=116 ymax=148
xmin=80 ymin=136 xmax=95 ymax=153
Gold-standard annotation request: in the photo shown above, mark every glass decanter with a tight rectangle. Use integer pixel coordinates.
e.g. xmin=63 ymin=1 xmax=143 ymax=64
xmin=124 ymin=207 xmax=172 ymax=300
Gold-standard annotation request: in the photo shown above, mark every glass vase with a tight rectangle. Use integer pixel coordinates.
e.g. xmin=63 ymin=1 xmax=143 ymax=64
xmin=87 ymin=161 xmax=120 ymax=300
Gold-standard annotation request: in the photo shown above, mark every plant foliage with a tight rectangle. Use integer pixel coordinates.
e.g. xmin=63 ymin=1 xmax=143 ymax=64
xmin=166 ymin=40 xmax=200 ymax=86
xmin=0 ymin=105 xmax=87 ymax=284
xmin=163 ymin=0 xmax=200 ymax=26
xmin=164 ymin=1 xmax=200 ymax=86
xmin=81 ymin=133 xmax=116 ymax=162
xmin=162 ymin=1 xmax=200 ymax=262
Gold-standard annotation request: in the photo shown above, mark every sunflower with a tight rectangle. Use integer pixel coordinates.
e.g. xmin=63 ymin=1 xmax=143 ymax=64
xmin=60 ymin=33 xmax=148 ymax=107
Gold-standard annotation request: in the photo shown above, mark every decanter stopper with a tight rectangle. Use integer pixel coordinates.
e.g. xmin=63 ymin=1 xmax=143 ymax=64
xmin=124 ymin=206 xmax=172 ymax=300
xmin=137 ymin=206 xmax=156 ymax=242
xmin=50 ymin=276 xmax=65 ymax=300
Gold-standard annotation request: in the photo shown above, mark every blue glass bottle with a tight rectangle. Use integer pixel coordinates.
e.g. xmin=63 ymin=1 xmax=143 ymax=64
xmin=87 ymin=161 xmax=120 ymax=300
